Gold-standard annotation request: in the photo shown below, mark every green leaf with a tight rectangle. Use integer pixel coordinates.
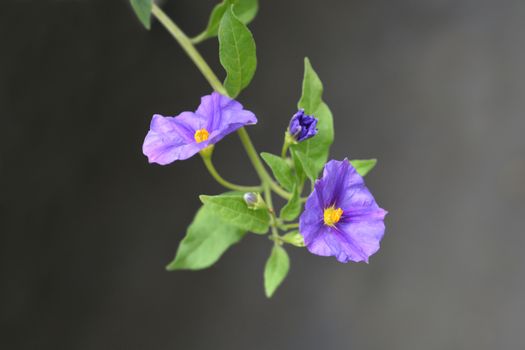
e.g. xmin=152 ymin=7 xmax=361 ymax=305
xmin=166 ymin=206 xmax=246 ymax=270
xmin=233 ymin=0 xmax=259 ymax=24
xmin=264 ymin=244 xmax=290 ymax=298
xmin=260 ymin=152 xmax=295 ymax=191
xmin=298 ymin=58 xmax=323 ymax=113
xmin=350 ymin=159 xmax=377 ymax=177
xmin=218 ymin=5 xmax=257 ymax=97
xmin=196 ymin=1 xmax=230 ymax=42
xmin=290 ymin=148 xmax=306 ymax=186
xmin=293 ymin=149 xmax=318 ymax=181
xmin=193 ymin=0 xmax=258 ymax=43
xmin=130 ymin=0 xmax=152 ymax=30
xmin=280 ymin=185 xmax=302 ymax=221
xmin=199 ymin=193 xmax=270 ymax=234
xmin=281 ymin=231 xmax=305 ymax=247
xmin=291 ymin=58 xmax=334 ymax=179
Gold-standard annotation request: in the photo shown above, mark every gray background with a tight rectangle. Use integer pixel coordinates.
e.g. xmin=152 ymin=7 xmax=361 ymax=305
xmin=2 ymin=0 xmax=525 ymax=349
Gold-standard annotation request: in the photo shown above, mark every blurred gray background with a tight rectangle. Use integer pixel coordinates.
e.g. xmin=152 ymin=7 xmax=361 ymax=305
xmin=2 ymin=0 xmax=525 ymax=349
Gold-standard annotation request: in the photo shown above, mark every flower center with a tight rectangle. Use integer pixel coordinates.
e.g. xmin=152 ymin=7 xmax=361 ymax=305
xmin=323 ymin=206 xmax=343 ymax=226
xmin=194 ymin=128 xmax=209 ymax=143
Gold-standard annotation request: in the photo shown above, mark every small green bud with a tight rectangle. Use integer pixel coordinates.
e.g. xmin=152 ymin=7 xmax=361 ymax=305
xmin=281 ymin=231 xmax=305 ymax=247
xmin=243 ymin=192 xmax=266 ymax=210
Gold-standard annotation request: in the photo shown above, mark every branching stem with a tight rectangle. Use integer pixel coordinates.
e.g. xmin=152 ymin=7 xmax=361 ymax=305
xmin=200 ymin=153 xmax=262 ymax=192
xmin=151 ymin=4 xmax=297 ymax=232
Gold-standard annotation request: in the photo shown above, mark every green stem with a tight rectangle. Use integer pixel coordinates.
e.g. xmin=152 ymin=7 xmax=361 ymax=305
xmin=201 ymin=154 xmax=262 ymax=192
xmin=281 ymin=222 xmax=299 ymax=230
xmin=237 ymin=128 xmax=291 ymax=199
xmin=190 ymin=31 xmax=208 ymax=45
xmin=264 ymin=184 xmax=280 ymax=241
xmin=236 ymin=128 xmax=269 ymax=181
xmin=281 ymin=141 xmax=289 ymax=158
xmin=264 ymin=184 xmax=273 ymax=211
xmin=281 ymin=131 xmax=295 ymax=158
xmin=151 ymin=4 xmax=227 ymax=95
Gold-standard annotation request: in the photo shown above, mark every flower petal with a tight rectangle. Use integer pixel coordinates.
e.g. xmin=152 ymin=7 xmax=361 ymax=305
xmin=323 ymin=228 xmax=366 ymax=262
xmin=299 ymin=196 xmax=324 ymax=245
xmin=142 ymin=113 xmax=205 ymax=165
xmin=196 ymin=92 xmax=257 ymax=144
xmin=335 ymin=210 xmax=387 ymax=262
xmin=316 ymin=159 xmax=362 ymax=207
xmin=306 ymin=228 xmax=334 ymax=257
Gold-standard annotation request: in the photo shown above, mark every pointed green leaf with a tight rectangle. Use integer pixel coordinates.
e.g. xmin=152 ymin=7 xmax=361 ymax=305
xmin=195 ymin=0 xmax=230 ymax=42
xmin=292 ymin=58 xmax=334 ymax=179
xmin=233 ymin=0 xmax=259 ymax=24
xmin=260 ymin=152 xmax=295 ymax=191
xmin=280 ymin=185 xmax=302 ymax=221
xmin=200 ymin=193 xmax=270 ymax=234
xmin=281 ymin=231 xmax=305 ymax=247
xmin=166 ymin=206 xmax=246 ymax=270
xmin=219 ymin=6 xmax=257 ymax=97
xmin=264 ymin=245 xmax=290 ymax=298
xmin=290 ymin=148 xmax=306 ymax=186
xmin=292 ymin=150 xmax=318 ymax=181
xmin=192 ymin=0 xmax=258 ymax=43
xmin=298 ymin=57 xmax=323 ymax=113
xmin=350 ymin=159 xmax=377 ymax=176
xmin=130 ymin=0 xmax=152 ymax=30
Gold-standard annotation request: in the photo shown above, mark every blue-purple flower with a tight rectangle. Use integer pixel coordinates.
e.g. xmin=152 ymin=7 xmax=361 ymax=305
xmin=299 ymin=159 xmax=387 ymax=263
xmin=143 ymin=92 xmax=257 ymax=165
xmin=288 ymin=109 xmax=318 ymax=142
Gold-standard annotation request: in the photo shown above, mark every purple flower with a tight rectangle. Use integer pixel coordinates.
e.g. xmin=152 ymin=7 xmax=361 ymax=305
xmin=143 ymin=92 xmax=257 ymax=165
xmin=288 ymin=109 xmax=318 ymax=142
xmin=299 ymin=159 xmax=387 ymax=263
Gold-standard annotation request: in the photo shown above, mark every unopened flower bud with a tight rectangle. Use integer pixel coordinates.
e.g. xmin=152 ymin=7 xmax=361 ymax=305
xmin=243 ymin=192 xmax=266 ymax=210
xmin=288 ymin=109 xmax=318 ymax=142
xmin=281 ymin=231 xmax=305 ymax=247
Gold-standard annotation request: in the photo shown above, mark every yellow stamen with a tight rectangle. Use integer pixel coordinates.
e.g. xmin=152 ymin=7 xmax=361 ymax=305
xmin=194 ymin=128 xmax=209 ymax=143
xmin=323 ymin=206 xmax=343 ymax=227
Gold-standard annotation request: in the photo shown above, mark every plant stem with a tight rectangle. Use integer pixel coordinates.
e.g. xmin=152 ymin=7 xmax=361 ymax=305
xmin=190 ymin=31 xmax=208 ymax=45
xmin=263 ymin=183 xmax=280 ymax=241
xmin=237 ymin=128 xmax=291 ymax=199
xmin=281 ymin=131 xmax=294 ymax=158
xmin=264 ymin=184 xmax=273 ymax=211
xmin=201 ymin=154 xmax=262 ymax=192
xmin=281 ymin=222 xmax=299 ymax=230
xmin=281 ymin=141 xmax=289 ymax=158
xmin=151 ymin=4 xmax=227 ymax=95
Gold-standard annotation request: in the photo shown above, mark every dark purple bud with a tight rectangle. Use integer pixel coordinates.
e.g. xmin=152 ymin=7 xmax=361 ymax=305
xmin=288 ymin=109 xmax=318 ymax=142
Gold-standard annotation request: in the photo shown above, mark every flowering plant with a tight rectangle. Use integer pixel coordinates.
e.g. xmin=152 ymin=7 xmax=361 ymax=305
xmin=131 ymin=0 xmax=387 ymax=297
